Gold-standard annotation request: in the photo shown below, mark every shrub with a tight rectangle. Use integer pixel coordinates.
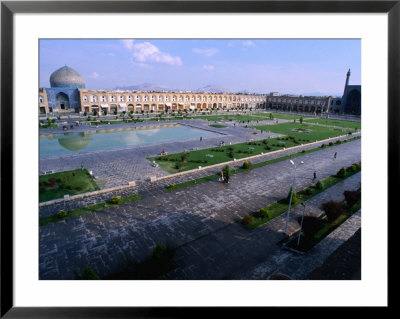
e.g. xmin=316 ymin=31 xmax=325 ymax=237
xmin=241 ymin=214 xmax=254 ymax=226
xmin=167 ymin=184 xmax=175 ymax=189
xmin=229 ymin=150 xmax=235 ymax=158
xmin=320 ymin=144 xmax=326 ymax=148
xmin=335 ymin=139 xmax=342 ymax=144
xmin=299 ymin=215 xmax=324 ymax=237
xmin=81 ymin=265 xmax=100 ymax=280
xmin=242 ymin=161 xmax=251 ymax=169
xmin=320 ymin=201 xmax=345 ymax=222
xmin=336 ymin=167 xmax=347 ymax=178
xmin=329 ymin=142 xmax=334 ymax=146
xmin=350 ymin=164 xmax=358 ymax=172
xmin=253 ymin=208 xmax=270 ymax=219
xmin=285 ymin=187 xmax=298 ymax=205
xmin=304 ymin=188 xmax=312 ymax=195
xmin=57 ymin=210 xmax=68 ymax=219
xmin=222 ymin=165 xmax=231 ymax=177
xmin=316 ymin=180 xmax=323 ymax=190
xmin=48 ymin=177 xmax=57 ymax=187
xmin=109 ymin=196 xmax=121 ymax=204
xmin=344 ymin=190 xmax=360 ymax=208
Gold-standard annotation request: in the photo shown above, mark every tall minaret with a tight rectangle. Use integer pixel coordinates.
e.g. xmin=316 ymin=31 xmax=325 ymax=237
xmin=343 ymin=69 xmax=351 ymax=95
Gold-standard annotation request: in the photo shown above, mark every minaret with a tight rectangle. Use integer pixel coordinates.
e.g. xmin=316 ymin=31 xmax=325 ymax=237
xmin=343 ymin=69 xmax=351 ymax=95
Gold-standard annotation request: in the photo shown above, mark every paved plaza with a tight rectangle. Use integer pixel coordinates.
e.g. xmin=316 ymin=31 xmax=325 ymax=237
xmin=39 ymin=138 xmax=361 ymax=280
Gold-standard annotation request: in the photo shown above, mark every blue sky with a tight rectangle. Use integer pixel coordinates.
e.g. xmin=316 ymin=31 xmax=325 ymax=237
xmin=39 ymin=39 xmax=360 ymax=96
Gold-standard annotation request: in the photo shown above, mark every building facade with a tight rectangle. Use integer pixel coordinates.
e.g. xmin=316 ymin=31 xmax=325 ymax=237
xmin=78 ymin=90 xmax=267 ymax=114
xmin=39 ymin=66 xmax=360 ymax=115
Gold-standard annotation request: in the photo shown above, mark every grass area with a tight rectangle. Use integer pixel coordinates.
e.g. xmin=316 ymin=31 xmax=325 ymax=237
xmin=209 ymin=124 xmax=228 ymax=128
xmin=165 ymin=136 xmax=361 ymax=192
xmin=303 ymin=118 xmax=361 ymax=129
xmin=39 ymin=169 xmax=100 ymax=202
xmin=151 ymin=121 xmax=353 ymax=174
xmin=39 ymin=193 xmax=142 ymax=227
xmin=39 ymin=123 xmax=58 ymax=129
xmin=252 ymin=112 xmax=305 ymax=120
xmin=240 ymin=162 xmax=361 ymax=229
xmin=251 ymin=122 xmax=350 ymax=142
xmin=150 ymin=137 xmax=303 ymax=173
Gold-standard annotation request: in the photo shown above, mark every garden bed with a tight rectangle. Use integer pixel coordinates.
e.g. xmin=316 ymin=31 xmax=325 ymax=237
xmin=39 ymin=169 xmax=100 ymax=202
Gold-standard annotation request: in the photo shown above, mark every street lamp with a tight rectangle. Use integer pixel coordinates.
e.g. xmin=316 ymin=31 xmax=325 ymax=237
xmin=297 ymin=203 xmax=306 ymax=246
xmin=284 ymin=160 xmax=304 ymax=233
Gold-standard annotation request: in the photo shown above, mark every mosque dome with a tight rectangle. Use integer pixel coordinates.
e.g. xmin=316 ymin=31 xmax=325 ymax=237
xmin=50 ymin=65 xmax=85 ymax=89
xmin=57 ymin=132 xmax=90 ymax=152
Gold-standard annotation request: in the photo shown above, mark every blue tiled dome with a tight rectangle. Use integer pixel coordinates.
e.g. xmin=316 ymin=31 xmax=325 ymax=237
xmin=50 ymin=65 xmax=85 ymax=89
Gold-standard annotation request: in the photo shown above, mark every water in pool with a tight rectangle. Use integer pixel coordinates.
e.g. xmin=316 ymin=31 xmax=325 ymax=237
xmin=39 ymin=124 xmax=220 ymax=158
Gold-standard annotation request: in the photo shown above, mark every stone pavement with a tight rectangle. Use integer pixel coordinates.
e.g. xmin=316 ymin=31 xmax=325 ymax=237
xmin=39 ymin=133 xmax=360 ymax=217
xmin=39 ymin=139 xmax=361 ymax=280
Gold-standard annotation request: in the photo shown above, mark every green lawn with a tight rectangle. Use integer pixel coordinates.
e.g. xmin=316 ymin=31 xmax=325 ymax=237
xmin=39 ymin=169 xmax=100 ymax=202
xmin=303 ymin=118 xmax=361 ymax=129
xmin=184 ymin=114 xmax=270 ymax=122
xmin=39 ymin=193 xmax=142 ymax=226
xmin=39 ymin=123 xmax=58 ymax=129
xmin=150 ymin=137 xmax=303 ymax=173
xmin=251 ymin=122 xmax=350 ymax=142
xmin=152 ymin=122 xmax=354 ymax=174
xmin=252 ymin=112 xmax=305 ymax=120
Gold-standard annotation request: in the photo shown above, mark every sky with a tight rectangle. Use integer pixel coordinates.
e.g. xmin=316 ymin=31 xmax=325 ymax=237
xmin=39 ymin=39 xmax=361 ymax=96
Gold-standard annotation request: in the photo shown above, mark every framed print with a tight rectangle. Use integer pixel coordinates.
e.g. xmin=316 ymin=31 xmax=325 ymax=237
xmin=1 ymin=0 xmax=396 ymax=317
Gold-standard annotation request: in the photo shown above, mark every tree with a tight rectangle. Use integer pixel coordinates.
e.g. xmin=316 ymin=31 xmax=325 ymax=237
xmin=300 ymin=116 xmax=303 ymax=124
xmin=81 ymin=265 xmax=100 ymax=280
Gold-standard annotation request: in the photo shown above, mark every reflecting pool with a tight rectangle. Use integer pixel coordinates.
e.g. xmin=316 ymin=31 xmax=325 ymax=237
xmin=40 ymin=124 xmax=219 ymax=158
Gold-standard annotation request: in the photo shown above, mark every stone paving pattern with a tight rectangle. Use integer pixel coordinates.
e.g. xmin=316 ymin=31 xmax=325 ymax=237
xmin=39 ymin=138 xmax=361 ymax=280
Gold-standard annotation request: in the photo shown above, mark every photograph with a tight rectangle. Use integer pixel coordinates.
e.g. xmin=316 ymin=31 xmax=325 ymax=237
xmin=38 ymin=38 xmax=362 ymax=281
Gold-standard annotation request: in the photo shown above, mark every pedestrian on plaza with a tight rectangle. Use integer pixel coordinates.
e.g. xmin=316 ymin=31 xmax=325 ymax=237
xmin=334 ymin=152 xmax=337 ymax=159
xmin=200 ymin=136 xmax=202 ymax=141
xmin=313 ymin=171 xmax=317 ymax=181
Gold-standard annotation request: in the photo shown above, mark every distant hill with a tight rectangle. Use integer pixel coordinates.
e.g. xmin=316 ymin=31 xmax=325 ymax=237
xmin=195 ymin=84 xmax=231 ymax=93
xmin=113 ymin=83 xmax=173 ymax=92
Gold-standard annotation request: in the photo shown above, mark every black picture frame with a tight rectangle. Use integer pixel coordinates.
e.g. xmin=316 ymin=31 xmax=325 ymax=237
xmin=1 ymin=1 xmax=395 ymax=317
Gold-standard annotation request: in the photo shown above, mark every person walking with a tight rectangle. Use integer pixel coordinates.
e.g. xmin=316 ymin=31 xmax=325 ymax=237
xmin=334 ymin=152 xmax=337 ymax=159
xmin=313 ymin=171 xmax=317 ymax=181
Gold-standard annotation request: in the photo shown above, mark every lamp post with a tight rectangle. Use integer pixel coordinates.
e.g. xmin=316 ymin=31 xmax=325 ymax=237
xmin=297 ymin=203 xmax=306 ymax=246
xmin=284 ymin=160 xmax=304 ymax=233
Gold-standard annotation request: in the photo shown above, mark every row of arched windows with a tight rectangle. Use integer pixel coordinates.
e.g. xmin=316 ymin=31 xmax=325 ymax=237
xmin=267 ymin=97 xmax=326 ymax=106
xmin=81 ymin=93 xmax=266 ymax=104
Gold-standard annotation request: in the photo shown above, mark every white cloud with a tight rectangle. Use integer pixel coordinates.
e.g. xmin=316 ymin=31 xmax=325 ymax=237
xmin=193 ymin=48 xmax=218 ymax=57
xmin=90 ymin=72 xmax=100 ymax=79
xmin=242 ymin=40 xmax=255 ymax=47
xmin=203 ymin=65 xmax=215 ymax=71
xmin=121 ymin=39 xmax=135 ymax=50
xmin=132 ymin=42 xmax=182 ymax=66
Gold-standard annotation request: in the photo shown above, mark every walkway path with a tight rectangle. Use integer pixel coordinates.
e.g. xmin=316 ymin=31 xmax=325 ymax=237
xmin=39 ymin=139 xmax=361 ymax=279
